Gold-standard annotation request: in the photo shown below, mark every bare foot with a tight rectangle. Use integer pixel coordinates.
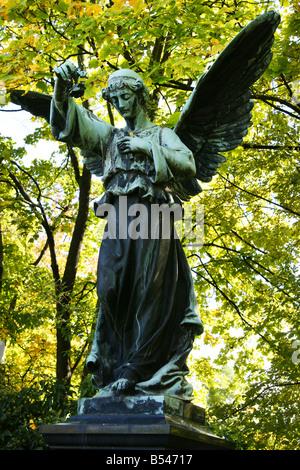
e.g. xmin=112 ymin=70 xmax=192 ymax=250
xmin=111 ymin=378 xmax=135 ymax=392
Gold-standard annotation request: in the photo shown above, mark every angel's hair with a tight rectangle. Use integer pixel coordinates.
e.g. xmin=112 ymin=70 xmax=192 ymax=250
xmin=102 ymin=69 xmax=150 ymax=110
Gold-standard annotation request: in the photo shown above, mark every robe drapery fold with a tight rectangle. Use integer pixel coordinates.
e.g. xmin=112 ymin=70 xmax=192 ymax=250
xmin=50 ymin=96 xmax=203 ymax=398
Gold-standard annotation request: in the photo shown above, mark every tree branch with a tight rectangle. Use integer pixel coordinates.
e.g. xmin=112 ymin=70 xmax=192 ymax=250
xmin=67 ymin=144 xmax=81 ymax=185
xmin=280 ymin=73 xmax=296 ymax=101
xmin=218 ymin=173 xmax=300 ymax=218
xmin=252 ymin=93 xmax=300 ymax=119
xmin=222 ymin=380 xmax=300 ymax=421
xmin=30 ymin=240 xmax=49 ymax=267
xmin=61 ymin=165 xmax=91 ymax=293
xmin=0 ymin=222 xmax=3 ymax=293
xmin=7 ymin=169 xmax=61 ymax=285
xmin=191 ymin=253 xmax=263 ymax=333
xmin=191 ymin=253 xmax=291 ymax=365
xmin=242 ymin=143 xmax=300 ymax=151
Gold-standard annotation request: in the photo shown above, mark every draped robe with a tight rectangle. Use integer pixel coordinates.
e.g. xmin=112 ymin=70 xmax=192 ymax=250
xmin=50 ymin=96 xmax=203 ymax=398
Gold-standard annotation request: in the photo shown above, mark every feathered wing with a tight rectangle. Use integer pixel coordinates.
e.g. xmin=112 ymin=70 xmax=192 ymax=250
xmin=10 ymin=90 xmax=52 ymax=122
xmin=10 ymin=90 xmax=103 ymax=175
xmin=172 ymin=10 xmax=281 ymax=201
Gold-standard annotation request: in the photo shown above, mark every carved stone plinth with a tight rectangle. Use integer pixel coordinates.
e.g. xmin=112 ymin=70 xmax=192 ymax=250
xmin=39 ymin=395 xmax=235 ymax=450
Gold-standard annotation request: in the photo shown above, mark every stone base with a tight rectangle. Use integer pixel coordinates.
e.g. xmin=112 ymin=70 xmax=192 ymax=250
xmin=39 ymin=395 xmax=235 ymax=450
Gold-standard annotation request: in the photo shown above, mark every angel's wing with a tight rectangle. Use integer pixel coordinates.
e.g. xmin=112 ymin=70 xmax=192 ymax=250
xmin=172 ymin=10 xmax=281 ymax=201
xmin=10 ymin=90 xmax=103 ymax=175
xmin=10 ymin=90 xmax=52 ymax=122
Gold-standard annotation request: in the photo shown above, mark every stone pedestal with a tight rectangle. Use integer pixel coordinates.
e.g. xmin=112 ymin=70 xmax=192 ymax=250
xmin=39 ymin=395 xmax=235 ymax=450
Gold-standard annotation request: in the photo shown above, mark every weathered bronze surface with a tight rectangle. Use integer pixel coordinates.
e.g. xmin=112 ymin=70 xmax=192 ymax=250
xmin=39 ymin=395 xmax=236 ymax=450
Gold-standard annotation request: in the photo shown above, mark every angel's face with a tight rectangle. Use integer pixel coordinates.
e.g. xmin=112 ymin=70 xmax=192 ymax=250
xmin=109 ymin=88 xmax=140 ymax=119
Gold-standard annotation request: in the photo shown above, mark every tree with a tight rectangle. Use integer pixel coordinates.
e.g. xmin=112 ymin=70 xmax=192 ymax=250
xmin=0 ymin=133 xmax=99 ymax=386
xmin=0 ymin=0 xmax=299 ymax=449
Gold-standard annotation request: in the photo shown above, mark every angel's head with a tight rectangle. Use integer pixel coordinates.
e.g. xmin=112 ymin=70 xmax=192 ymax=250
xmin=102 ymin=69 xmax=150 ymax=115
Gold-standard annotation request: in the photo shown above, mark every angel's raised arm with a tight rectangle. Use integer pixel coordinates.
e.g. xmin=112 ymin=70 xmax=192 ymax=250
xmin=50 ymin=61 xmax=113 ymax=157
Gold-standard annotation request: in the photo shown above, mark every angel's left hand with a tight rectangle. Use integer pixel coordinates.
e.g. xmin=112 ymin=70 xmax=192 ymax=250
xmin=117 ymin=136 xmax=152 ymax=157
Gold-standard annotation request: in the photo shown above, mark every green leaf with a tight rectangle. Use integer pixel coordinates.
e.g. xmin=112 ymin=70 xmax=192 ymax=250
xmin=36 ymin=81 xmax=48 ymax=93
xmin=88 ymin=58 xmax=99 ymax=69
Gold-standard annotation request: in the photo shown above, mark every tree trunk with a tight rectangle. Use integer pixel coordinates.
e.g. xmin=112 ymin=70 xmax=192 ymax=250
xmin=56 ymin=165 xmax=91 ymax=383
xmin=0 ymin=221 xmax=3 ymax=293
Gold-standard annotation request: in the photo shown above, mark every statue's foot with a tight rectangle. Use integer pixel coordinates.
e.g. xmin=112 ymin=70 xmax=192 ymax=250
xmin=111 ymin=378 xmax=135 ymax=392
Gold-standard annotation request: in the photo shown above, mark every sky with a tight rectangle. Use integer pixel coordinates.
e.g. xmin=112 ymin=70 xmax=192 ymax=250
xmin=0 ymin=102 xmax=58 ymax=161
xmin=1 ymin=102 xmax=38 ymax=143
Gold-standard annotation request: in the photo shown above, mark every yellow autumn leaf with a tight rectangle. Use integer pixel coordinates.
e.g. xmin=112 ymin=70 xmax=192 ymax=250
xmin=0 ymin=327 xmax=9 ymax=339
xmin=25 ymin=35 xmax=37 ymax=47
xmin=110 ymin=0 xmax=127 ymax=11
xmin=28 ymin=63 xmax=41 ymax=72
xmin=86 ymin=4 xmax=103 ymax=17
xmin=129 ymin=0 xmax=144 ymax=13
xmin=210 ymin=38 xmax=220 ymax=46
xmin=211 ymin=44 xmax=223 ymax=55
xmin=29 ymin=419 xmax=36 ymax=430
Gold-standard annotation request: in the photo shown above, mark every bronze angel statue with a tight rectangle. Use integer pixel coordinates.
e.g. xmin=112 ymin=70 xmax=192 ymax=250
xmin=11 ymin=11 xmax=280 ymax=398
